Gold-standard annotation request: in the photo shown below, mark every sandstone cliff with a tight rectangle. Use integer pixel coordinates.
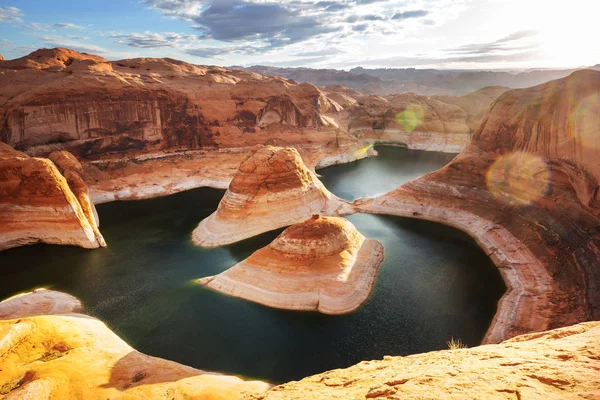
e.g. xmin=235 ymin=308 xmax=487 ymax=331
xmin=0 ymin=48 xmax=384 ymax=202
xmin=0 ymin=290 xmax=269 ymax=399
xmin=198 ymin=215 xmax=384 ymax=314
xmin=248 ymin=321 xmax=600 ymax=400
xmin=193 ymin=145 xmax=352 ymax=247
xmin=324 ymin=86 xmax=508 ymax=153
xmin=0 ymin=48 xmax=347 ymax=159
xmin=0 ymin=142 xmax=106 ymax=250
xmin=355 ymin=70 xmax=600 ymax=343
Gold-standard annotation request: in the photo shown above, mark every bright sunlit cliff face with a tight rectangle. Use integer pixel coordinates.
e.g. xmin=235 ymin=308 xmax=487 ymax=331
xmin=0 ymin=0 xmax=596 ymax=70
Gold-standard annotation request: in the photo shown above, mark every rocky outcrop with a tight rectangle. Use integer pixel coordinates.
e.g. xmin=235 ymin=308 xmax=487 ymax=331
xmin=0 ymin=48 xmax=351 ymax=159
xmin=0 ymin=142 xmax=106 ymax=250
xmin=355 ymin=70 xmax=600 ymax=343
xmin=0 ymin=290 xmax=269 ymax=399
xmin=48 ymin=150 xmax=102 ymax=240
xmin=325 ymin=87 xmax=508 ymax=153
xmin=193 ymin=145 xmax=351 ymax=247
xmin=198 ymin=215 xmax=384 ymax=314
xmin=0 ymin=288 xmax=82 ymax=319
xmin=248 ymin=321 xmax=600 ymax=400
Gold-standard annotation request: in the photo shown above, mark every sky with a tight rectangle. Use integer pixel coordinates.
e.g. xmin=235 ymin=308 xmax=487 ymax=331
xmin=0 ymin=0 xmax=597 ymax=70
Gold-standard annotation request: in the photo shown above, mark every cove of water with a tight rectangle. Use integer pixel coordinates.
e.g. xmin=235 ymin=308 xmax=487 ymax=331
xmin=0 ymin=147 xmax=506 ymax=383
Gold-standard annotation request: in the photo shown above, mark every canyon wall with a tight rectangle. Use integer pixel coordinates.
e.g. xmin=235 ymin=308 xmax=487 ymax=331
xmin=356 ymin=70 xmax=600 ymax=343
xmin=324 ymin=86 xmax=509 ymax=153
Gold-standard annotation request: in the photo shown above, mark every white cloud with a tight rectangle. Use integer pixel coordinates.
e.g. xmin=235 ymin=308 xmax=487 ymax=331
xmin=0 ymin=6 xmax=22 ymax=23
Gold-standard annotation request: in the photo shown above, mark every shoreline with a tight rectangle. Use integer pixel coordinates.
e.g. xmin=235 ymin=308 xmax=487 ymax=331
xmin=352 ymin=193 xmax=553 ymax=344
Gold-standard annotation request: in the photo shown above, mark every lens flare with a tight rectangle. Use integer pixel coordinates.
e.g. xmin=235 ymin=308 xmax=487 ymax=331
xmin=569 ymin=93 xmax=600 ymax=150
xmin=354 ymin=143 xmax=374 ymax=158
xmin=486 ymin=152 xmax=551 ymax=205
xmin=395 ymin=104 xmax=425 ymax=133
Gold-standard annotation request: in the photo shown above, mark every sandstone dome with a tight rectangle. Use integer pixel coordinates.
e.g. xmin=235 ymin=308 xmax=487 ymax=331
xmin=197 ymin=215 xmax=384 ymax=314
xmin=192 ymin=145 xmax=350 ymax=247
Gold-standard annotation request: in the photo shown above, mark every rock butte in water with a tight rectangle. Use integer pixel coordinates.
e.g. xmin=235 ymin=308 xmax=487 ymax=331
xmin=355 ymin=70 xmax=600 ymax=344
xmin=192 ymin=145 xmax=352 ymax=247
xmin=198 ymin=215 xmax=384 ymax=314
xmin=0 ymin=142 xmax=106 ymax=250
xmin=247 ymin=321 xmax=600 ymax=400
xmin=0 ymin=290 xmax=270 ymax=399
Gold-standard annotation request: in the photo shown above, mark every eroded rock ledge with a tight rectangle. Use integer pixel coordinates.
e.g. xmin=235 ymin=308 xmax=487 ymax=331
xmin=192 ymin=145 xmax=353 ymax=247
xmin=247 ymin=321 xmax=600 ymax=400
xmin=0 ymin=143 xmax=106 ymax=250
xmin=198 ymin=215 xmax=384 ymax=314
xmin=0 ymin=289 xmax=270 ymax=399
xmin=356 ymin=70 xmax=600 ymax=343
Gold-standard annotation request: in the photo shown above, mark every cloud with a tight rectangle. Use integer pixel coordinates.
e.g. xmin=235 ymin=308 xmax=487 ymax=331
xmin=143 ymin=0 xmax=365 ymax=50
xmin=37 ymin=35 xmax=113 ymax=55
xmin=184 ymin=45 xmax=257 ymax=58
xmin=24 ymin=22 xmax=51 ymax=31
xmin=184 ymin=46 xmax=232 ymax=58
xmin=333 ymin=50 xmax=541 ymax=68
xmin=0 ymin=6 xmax=22 ymax=23
xmin=446 ymin=31 xmax=538 ymax=56
xmin=392 ymin=10 xmax=429 ymax=20
xmin=293 ymin=48 xmax=345 ymax=57
xmin=192 ymin=0 xmax=340 ymax=48
xmin=495 ymin=30 xmax=538 ymax=43
xmin=54 ymin=23 xmax=85 ymax=30
xmin=109 ymin=31 xmax=197 ymax=48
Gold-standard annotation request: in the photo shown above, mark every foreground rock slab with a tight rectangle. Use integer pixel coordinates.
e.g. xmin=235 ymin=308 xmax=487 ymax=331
xmin=192 ymin=145 xmax=352 ymax=247
xmin=0 ymin=143 xmax=106 ymax=251
xmin=0 ymin=290 xmax=269 ymax=399
xmin=198 ymin=215 xmax=384 ymax=314
xmin=247 ymin=322 xmax=600 ymax=400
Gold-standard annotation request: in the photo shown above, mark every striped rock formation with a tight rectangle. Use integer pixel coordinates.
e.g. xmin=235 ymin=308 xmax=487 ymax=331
xmin=198 ymin=215 xmax=384 ymax=314
xmin=0 ymin=143 xmax=106 ymax=250
xmin=192 ymin=145 xmax=351 ymax=247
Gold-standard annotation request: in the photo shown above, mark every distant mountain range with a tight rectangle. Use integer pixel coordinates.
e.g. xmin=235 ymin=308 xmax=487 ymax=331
xmin=237 ymin=64 xmax=600 ymax=96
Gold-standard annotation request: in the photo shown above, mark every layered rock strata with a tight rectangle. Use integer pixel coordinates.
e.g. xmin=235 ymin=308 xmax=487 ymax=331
xmin=355 ymin=70 xmax=600 ymax=343
xmin=0 ymin=143 xmax=106 ymax=250
xmin=0 ymin=290 xmax=270 ymax=399
xmin=192 ymin=145 xmax=351 ymax=247
xmin=324 ymin=86 xmax=509 ymax=153
xmin=86 ymin=140 xmax=376 ymax=204
xmin=0 ymin=48 xmax=348 ymax=159
xmin=198 ymin=215 xmax=384 ymax=314
xmin=248 ymin=321 xmax=600 ymax=400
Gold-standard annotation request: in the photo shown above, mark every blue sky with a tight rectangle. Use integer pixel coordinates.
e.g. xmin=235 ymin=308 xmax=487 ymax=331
xmin=0 ymin=0 xmax=597 ymax=69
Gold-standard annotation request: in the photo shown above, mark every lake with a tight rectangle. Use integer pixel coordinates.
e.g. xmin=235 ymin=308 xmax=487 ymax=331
xmin=0 ymin=146 xmax=505 ymax=383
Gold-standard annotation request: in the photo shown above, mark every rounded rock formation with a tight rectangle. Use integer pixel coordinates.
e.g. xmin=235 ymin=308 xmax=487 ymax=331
xmin=198 ymin=215 xmax=384 ymax=314
xmin=192 ymin=145 xmax=350 ymax=247
xmin=0 ymin=143 xmax=106 ymax=250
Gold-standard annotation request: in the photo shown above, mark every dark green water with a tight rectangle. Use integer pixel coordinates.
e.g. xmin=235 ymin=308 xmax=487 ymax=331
xmin=0 ymin=147 xmax=505 ymax=383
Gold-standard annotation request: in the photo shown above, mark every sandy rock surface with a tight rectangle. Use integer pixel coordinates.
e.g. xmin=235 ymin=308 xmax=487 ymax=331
xmin=247 ymin=322 xmax=600 ymax=400
xmin=0 ymin=290 xmax=270 ymax=399
xmin=199 ymin=215 xmax=384 ymax=314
